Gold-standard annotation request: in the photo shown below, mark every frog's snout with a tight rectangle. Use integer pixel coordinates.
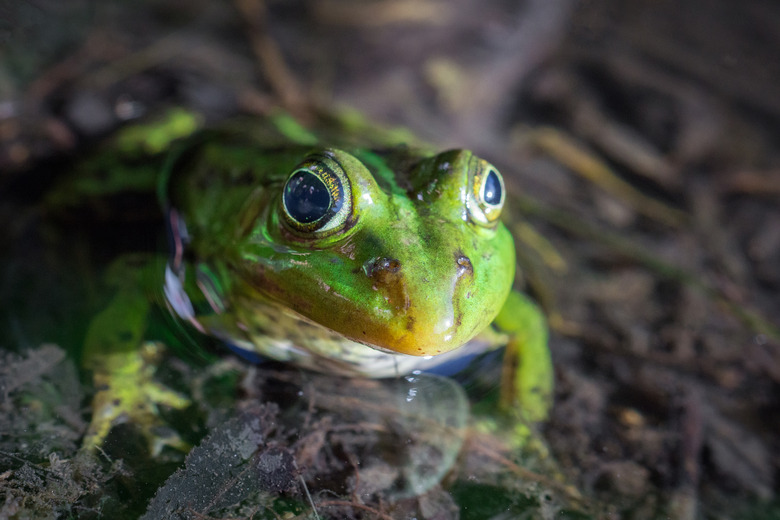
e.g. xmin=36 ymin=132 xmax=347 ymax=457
xmin=359 ymin=251 xmax=480 ymax=355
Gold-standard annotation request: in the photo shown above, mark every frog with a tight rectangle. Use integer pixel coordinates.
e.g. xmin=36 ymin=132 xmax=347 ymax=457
xmin=48 ymin=109 xmax=554 ymax=454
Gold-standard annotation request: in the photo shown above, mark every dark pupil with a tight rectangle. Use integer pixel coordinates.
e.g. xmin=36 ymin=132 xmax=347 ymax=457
xmin=483 ymin=170 xmax=502 ymax=205
xmin=284 ymin=171 xmax=331 ymax=223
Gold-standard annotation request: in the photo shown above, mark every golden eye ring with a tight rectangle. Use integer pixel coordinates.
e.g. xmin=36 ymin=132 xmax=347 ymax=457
xmin=281 ymin=153 xmax=353 ymax=237
xmin=467 ymin=159 xmax=505 ymax=227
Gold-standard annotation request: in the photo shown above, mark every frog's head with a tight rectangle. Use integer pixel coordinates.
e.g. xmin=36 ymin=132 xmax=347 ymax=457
xmin=241 ymin=148 xmax=515 ymax=356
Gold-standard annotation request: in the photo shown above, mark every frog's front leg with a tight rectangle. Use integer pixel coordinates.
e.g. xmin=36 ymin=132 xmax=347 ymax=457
xmin=81 ymin=258 xmax=190 ymax=455
xmin=494 ymin=290 xmax=554 ymax=424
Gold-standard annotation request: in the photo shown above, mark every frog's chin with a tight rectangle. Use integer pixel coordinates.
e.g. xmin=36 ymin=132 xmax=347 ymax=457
xmin=366 ymin=341 xmax=464 ymax=358
xmin=368 ymin=337 xmax=469 ymax=357
xmin=353 ymin=338 xmax=459 ymax=358
xmin=342 ymin=319 xmax=484 ymax=358
xmin=286 ymin=304 xmax=473 ymax=358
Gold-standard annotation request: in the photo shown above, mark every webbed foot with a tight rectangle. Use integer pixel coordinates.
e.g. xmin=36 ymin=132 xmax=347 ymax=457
xmin=82 ymin=342 xmax=191 ymax=456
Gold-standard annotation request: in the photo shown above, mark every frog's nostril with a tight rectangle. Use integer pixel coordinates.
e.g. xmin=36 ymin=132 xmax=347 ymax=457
xmin=455 ymin=254 xmax=473 ymax=278
xmin=377 ymin=258 xmax=401 ymax=273
xmin=364 ymin=257 xmax=402 ymax=284
xmin=364 ymin=256 xmax=409 ymax=311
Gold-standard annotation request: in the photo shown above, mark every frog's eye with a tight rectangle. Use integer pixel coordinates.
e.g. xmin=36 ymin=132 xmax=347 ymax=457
xmin=467 ymin=160 xmax=505 ymax=227
xmin=281 ymin=154 xmax=352 ymax=237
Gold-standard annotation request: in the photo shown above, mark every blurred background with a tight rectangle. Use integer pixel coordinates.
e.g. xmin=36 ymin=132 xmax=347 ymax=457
xmin=1 ymin=0 xmax=779 ymax=518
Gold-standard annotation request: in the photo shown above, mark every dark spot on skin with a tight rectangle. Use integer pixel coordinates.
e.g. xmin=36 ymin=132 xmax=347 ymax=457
xmin=365 ymin=257 xmax=401 ymax=280
xmin=406 ymin=316 xmax=416 ymax=331
xmin=113 ymin=399 xmax=121 ymax=406
xmin=455 ymin=252 xmax=473 ymax=278
xmin=380 ymin=258 xmax=401 ymax=273
xmin=363 ymin=256 xmax=410 ymax=311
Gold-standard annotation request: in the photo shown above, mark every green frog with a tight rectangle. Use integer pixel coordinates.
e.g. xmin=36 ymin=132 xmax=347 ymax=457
xmin=49 ymin=109 xmax=553 ymax=453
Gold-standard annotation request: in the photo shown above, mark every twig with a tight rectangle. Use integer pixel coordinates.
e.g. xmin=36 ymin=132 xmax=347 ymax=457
xmin=232 ymin=0 xmax=308 ymax=115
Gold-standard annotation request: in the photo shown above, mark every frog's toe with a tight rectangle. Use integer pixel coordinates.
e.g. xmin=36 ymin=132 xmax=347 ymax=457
xmin=84 ymin=379 xmax=190 ymax=456
xmin=148 ymin=427 xmax=190 ymax=455
xmin=83 ymin=343 xmax=191 ymax=456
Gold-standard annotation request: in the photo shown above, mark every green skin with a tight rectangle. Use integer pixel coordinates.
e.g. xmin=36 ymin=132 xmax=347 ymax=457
xmin=66 ymin=111 xmax=553 ymax=452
